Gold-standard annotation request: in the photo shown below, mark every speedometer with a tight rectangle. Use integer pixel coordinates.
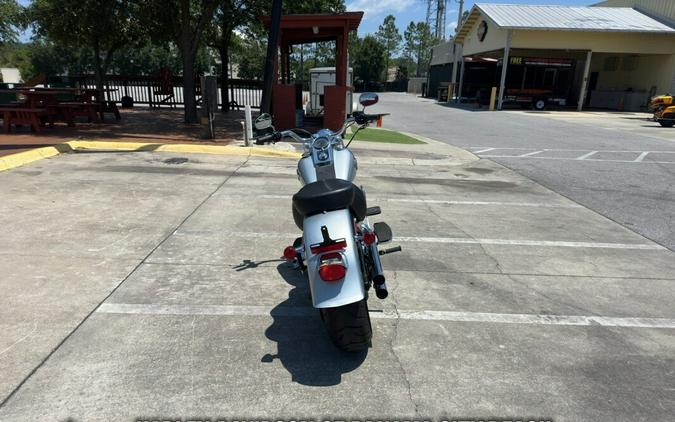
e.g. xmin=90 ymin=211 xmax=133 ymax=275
xmin=313 ymin=136 xmax=330 ymax=150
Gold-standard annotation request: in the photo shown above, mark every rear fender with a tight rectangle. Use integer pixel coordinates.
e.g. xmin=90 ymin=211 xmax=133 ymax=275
xmin=303 ymin=209 xmax=365 ymax=308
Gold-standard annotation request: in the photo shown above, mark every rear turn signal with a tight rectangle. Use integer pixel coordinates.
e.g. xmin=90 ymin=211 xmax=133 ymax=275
xmin=283 ymin=246 xmax=297 ymax=261
xmin=363 ymin=232 xmax=376 ymax=245
xmin=318 ymin=252 xmax=346 ymax=282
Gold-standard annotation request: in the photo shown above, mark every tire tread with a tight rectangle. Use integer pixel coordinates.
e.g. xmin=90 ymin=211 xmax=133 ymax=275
xmin=320 ymin=299 xmax=372 ymax=352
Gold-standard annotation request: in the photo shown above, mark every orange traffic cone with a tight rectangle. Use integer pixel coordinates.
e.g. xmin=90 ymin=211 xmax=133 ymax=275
xmin=376 ymin=115 xmax=383 ymax=127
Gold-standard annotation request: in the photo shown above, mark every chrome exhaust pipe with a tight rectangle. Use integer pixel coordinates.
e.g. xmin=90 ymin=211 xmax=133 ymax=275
xmin=374 ymin=282 xmax=388 ymax=299
xmin=369 ymin=242 xmax=385 ymax=286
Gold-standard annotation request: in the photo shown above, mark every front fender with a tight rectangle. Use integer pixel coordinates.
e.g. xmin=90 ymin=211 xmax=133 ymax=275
xmin=303 ymin=209 xmax=366 ymax=308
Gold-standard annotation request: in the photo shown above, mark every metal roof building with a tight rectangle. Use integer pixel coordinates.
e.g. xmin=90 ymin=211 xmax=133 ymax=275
xmin=457 ymin=4 xmax=675 ymax=35
xmin=594 ymin=0 xmax=675 ymax=26
xmin=449 ymin=3 xmax=675 ymax=111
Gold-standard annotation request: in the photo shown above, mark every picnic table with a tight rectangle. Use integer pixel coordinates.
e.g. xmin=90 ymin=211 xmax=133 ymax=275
xmin=2 ymin=108 xmax=48 ymax=133
xmin=0 ymin=88 xmax=104 ymax=133
xmin=79 ymin=88 xmax=121 ymax=121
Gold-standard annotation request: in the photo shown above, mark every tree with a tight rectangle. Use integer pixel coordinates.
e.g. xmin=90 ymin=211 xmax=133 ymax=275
xmin=28 ymin=0 xmax=140 ymax=94
xmin=138 ymin=0 xmax=220 ymax=123
xmin=110 ymin=42 xmax=214 ymax=76
xmin=403 ymin=21 xmax=434 ymax=77
xmin=375 ymin=15 xmax=401 ymax=82
xmin=205 ymin=0 xmax=265 ymax=112
xmin=283 ymin=0 xmax=344 ymax=14
xmin=351 ymin=35 xmax=385 ymax=85
xmin=232 ymin=33 xmax=267 ymax=80
xmin=0 ymin=0 xmax=21 ymax=45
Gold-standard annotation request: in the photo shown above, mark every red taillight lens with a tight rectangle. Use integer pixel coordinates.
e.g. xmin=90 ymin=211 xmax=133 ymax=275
xmin=363 ymin=232 xmax=376 ymax=245
xmin=318 ymin=252 xmax=346 ymax=282
xmin=319 ymin=263 xmax=346 ymax=281
xmin=283 ymin=246 xmax=297 ymax=261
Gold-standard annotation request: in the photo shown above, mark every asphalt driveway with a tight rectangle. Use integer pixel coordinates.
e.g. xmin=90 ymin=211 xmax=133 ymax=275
xmin=370 ymin=93 xmax=675 ymax=251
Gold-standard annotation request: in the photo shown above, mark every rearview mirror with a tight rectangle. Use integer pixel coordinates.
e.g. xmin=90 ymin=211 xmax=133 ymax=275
xmin=359 ymin=92 xmax=378 ymax=108
xmin=254 ymin=113 xmax=272 ymax=130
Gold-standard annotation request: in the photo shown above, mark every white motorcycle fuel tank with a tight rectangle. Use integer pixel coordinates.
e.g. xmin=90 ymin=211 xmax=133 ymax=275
xmin=297 ymin=130 xmax=357 ymax=185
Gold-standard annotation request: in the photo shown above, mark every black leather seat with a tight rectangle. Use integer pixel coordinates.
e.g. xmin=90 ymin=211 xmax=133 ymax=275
xmin=292 ymin=179 xmax=367 ymax=229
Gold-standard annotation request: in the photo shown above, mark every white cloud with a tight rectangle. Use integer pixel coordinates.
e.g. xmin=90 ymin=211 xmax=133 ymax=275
xmin=347 ymin=0 xmax=414 ymax=19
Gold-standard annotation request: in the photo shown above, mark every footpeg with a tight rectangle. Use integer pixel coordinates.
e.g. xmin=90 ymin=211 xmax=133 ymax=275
xmin=379 ymin=246 xmax=402 ymax=256
xmin=373 ymin=222 xmax=392 ymax=243
xmin=366 ymin=206 xmax=382 ymax=216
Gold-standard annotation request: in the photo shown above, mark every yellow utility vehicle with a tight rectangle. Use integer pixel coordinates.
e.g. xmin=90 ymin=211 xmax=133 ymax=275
xmin=649 ymin=94 xmax=674 ymax=127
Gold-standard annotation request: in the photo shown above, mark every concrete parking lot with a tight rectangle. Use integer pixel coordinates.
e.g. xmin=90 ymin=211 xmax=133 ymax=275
xmin=1 ymin=139 xmax=675 ymax=421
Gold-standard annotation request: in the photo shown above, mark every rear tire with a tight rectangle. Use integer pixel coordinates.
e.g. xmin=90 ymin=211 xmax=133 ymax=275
xmin=659 ymin=121 xmax=674 ymax=127
xmin=533 ymin=98 xmax=547 ymax=111
xmin=320 ymin=299 xmax=372 ymax=352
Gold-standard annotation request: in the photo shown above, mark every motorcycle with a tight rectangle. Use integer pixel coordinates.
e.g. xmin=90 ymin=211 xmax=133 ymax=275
xmin=253 ymin=93 xmax=401 ymax=351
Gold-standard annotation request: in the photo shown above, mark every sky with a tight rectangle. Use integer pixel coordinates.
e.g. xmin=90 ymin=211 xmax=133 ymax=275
xmin=348 ymin=0 xmax=597 ymax=36
xmin=15 ymin=0 xmax=599 ymax=42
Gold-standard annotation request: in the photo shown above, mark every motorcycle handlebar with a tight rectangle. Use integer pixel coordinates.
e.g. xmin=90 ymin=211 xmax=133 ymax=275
xmin=253 ymin=112 xmax=388 ymax=144
xmin=353 ymin=111 xmax=389 ymax=125
xmin=280 ymin=130 xmax=310 ymax=143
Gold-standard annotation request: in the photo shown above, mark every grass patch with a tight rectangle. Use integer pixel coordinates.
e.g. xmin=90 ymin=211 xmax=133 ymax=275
xmin=350 ymin=128 xmax=425 ymax=144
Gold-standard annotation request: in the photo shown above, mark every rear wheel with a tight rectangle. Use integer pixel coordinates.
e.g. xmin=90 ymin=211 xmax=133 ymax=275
xmin=659 ymin=120 xmax=674 ymax=127
xmin=533 ymin=98 xmax=547 ymax=111
xmin=320 ymin=299 xmax=372 ymax=352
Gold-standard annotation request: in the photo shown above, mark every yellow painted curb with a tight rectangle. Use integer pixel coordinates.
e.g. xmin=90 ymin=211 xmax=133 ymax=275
xmin=68 ymin=140 xmax=301 ymax=159
xmin=0 ymin=140 xmax=301 ymax=173
xmin=0 ymin=144 xmax=67 ymax=172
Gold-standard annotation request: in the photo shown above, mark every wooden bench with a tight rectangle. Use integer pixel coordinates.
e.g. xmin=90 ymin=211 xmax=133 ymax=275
xmin=57 ymin=102 xmax=101 ymax=123
xmin=98 ymin=101 xmax=121 ymax=122
xmin=2 ymin=108 xmax=48 ymax=133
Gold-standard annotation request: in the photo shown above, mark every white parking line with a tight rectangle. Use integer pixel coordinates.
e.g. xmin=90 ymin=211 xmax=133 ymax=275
xmin=395 ymin=236 xmax=665 ymax=250
xmin=379 ymin=198 xmax=581 ymax=208
xmin=470 ymin=147 xmax=675 ymax=153
xmin=576 ymin=151 xmax=598 ymax=160
xmin=634 ymin=152 xmax=649 ymax=162
xmin=473 ymin=147 xmax=496 ymax=154
xmin=173 ymin=231 xmax=665 ymax=250
xmin=478 ymin=155 xmax=675 ymax=164
xmin=97 ymin=303 xmax=675 ymax=329
xmin=519 ymin=150 xmax=545 ymax=157
xmin=238 ymin=195 xmax=582 ymax=208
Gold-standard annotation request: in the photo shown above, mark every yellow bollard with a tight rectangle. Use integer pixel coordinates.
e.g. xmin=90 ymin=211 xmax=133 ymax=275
xmin=489 ymin=87 xmax=497 ymax=111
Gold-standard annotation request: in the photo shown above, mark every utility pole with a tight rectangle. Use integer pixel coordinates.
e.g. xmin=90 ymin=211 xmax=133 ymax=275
xmin=451 ymin=0 xmax=465 ymax=102
xmin=261 ymin=0 xmax=282 ymax=114
xmin=456 ymin=0 xmax=464 ymax=34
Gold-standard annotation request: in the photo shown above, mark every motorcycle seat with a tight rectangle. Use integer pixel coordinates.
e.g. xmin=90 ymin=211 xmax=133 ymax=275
xmin=292 ymin=179 xmax=367 ymax=227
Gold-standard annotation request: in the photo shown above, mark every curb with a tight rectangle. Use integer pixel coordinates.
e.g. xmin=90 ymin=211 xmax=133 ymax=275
xmin=398 ymin=130 xmax=480 ymax=163
xmin=0 ymin=140 xmax=301 ymax=173
xmin=346 ymin=127 xmax=479 ymax=164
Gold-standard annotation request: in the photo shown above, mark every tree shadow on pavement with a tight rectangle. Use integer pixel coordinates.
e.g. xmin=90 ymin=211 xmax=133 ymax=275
xmin=262 ymin=263 xmax=368 ymax=386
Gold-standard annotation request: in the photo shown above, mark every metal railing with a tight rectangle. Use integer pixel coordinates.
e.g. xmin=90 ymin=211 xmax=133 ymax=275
xmin=68 ymin=75 xmax=263 ymax=109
